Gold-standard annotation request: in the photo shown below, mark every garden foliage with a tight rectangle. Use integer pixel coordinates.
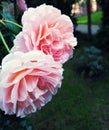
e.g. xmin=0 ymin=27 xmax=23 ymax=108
xmin=77 ymin=46 xmax=104 ymax=78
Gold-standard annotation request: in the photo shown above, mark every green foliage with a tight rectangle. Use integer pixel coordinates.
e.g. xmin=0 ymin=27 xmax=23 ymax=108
xmin=2 ymin=13 xmax=21 ymax=35
xmin=77 ymin=46 xmax=104 ymax=78
xmin=0 ymin=1 xmax=22 ymax=59
xmin=77 ymin=11 xmax=102 ymax=25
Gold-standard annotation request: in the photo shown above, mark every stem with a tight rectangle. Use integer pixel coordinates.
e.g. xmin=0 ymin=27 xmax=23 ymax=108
xmin=0 ymin=20 xmax=22 ymax=28
xmin=0 ymin=32 xmax=10 ymax=53
xmin=0 ymin=20 xmax=6 ymax=27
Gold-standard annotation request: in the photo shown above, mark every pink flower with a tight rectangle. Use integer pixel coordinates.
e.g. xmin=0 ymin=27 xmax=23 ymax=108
xmin=0 ymin=50 xmax=63 ymax=117
xmin=11 ymin=4 xmax=77 ymax=63
xmin=17 ymin=0 xmax=27 ymax=12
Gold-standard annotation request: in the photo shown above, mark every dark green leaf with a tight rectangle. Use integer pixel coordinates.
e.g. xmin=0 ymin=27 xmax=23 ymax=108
xmin=2 ymin=13 xmax=21 ymax=35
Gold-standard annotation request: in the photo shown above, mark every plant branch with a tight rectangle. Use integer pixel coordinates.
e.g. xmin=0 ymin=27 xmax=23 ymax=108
xmin=0 ymin=20 xmax=22 ymax=28
xmin=0 ymin=31 xmax=10 ymax=53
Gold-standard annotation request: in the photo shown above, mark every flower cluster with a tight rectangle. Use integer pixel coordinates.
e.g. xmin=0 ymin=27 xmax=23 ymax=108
xmin=0 ymin=4 xmax=77 ymax=118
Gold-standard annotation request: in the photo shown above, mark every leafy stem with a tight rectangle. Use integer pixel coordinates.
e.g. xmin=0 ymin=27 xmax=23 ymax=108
xmin=0 ymin=19 xmax=22 ymax=28
xmin=0 ymin=31 xmax=10 ymax=53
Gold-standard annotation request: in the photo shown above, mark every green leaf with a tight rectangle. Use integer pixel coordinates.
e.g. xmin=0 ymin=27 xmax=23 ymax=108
xmin=0 ymin=31 xmax=10 ymax=53
xmin=2 ymin=13 xmax=21 ymax=35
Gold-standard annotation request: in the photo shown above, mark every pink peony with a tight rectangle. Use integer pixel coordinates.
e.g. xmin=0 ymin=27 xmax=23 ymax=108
xmin=0 ymin=50 xmax=63 ymax=117
xmin=17 ymin=0 xmax=27 ymax=12
xmin=11 ymin=4 xmax=77 ymax=63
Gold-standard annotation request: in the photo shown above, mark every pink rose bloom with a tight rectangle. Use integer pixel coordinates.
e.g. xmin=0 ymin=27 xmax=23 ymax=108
xmin=11 ymin=4 xmax=77 ymax=63
xmin=0 ymin=50 xmax=63 ymax=117
xmin=17 ymin=0 xmax=27 ymax=12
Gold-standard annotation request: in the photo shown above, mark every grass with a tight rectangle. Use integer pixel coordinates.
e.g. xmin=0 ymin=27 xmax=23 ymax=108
xmin=27 ymin=40 xmax=109 ymax=130
xmin=77 ymin=11 xmax=102 ymax=25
